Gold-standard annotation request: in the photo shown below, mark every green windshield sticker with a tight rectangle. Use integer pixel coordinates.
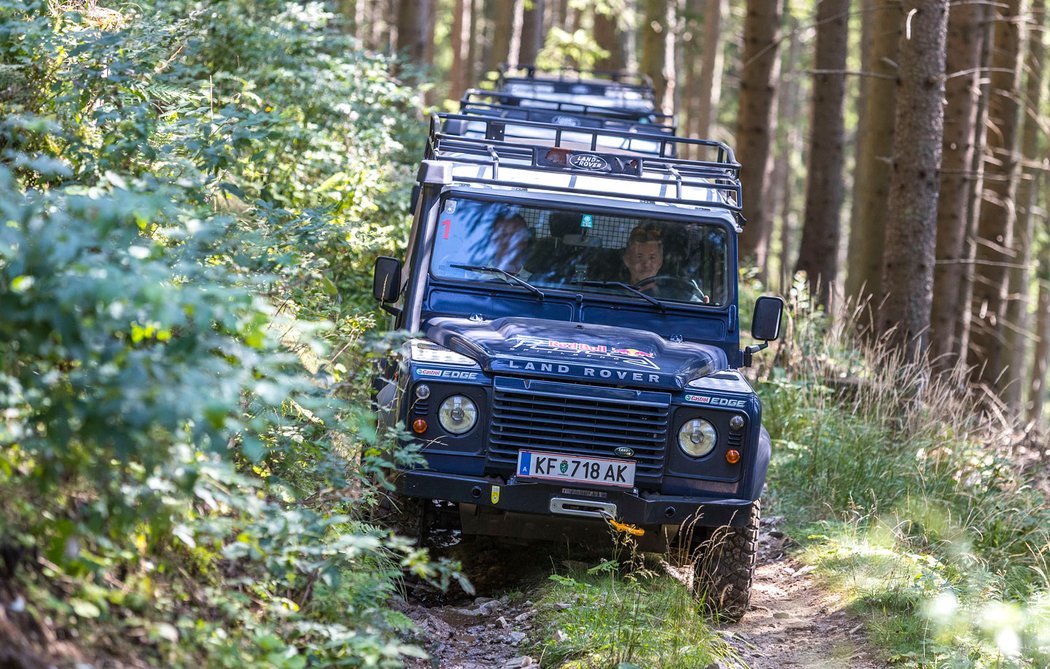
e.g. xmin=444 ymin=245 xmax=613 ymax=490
xmin=581 ymin=214 xmax=593 ymax=228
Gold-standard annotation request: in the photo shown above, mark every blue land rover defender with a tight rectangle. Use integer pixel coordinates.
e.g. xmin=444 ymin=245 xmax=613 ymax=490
xmin=372 ymin=73 xmax=783 ymax=621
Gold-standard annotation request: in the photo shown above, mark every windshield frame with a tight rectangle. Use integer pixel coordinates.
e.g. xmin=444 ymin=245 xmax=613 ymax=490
xmin=424 ymin=188 xmax=736 ymax=312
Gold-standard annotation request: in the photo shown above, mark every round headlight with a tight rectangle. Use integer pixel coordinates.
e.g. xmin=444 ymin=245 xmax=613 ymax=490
xmin=678 ymin=418 xmax=717 ymax=458
xmin=438 ymin=395 xmax=478 ymax=435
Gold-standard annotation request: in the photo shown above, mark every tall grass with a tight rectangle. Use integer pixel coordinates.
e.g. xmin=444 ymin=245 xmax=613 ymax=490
xmin=758 ymin=282 xmax=1050 ymax=666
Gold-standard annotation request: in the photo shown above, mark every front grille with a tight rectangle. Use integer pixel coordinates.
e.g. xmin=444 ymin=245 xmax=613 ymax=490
xmin=487 ymin=376 xmax=671 ymax=483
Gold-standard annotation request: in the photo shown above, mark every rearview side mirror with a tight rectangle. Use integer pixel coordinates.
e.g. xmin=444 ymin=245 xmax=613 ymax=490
xmin=373 ymin=256 xmax=402 ymax=305
xmin=744 ymin=296 xmax=785 ymax=366
xmin=751 ymin=295 xmax=784 ymax=342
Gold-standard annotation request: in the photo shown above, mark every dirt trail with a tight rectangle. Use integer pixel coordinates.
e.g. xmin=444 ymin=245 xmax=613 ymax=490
xmin=400 ymin=520 xmax=885 ymax=669
xmin=718 ymin=515 xmax=884 ymax=668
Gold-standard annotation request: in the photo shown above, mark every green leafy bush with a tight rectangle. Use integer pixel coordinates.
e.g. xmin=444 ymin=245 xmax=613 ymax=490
xmin=0 ymin=1 xmax=447 ymax=666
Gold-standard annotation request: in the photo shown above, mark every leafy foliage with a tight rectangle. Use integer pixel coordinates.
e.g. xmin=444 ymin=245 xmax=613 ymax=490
xmin=0 ymin=1 xmax=447 ymax=666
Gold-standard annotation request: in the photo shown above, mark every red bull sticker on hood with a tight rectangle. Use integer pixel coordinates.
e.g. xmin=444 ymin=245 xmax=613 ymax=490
xmin=510 ymin=336 xmax=660 ymax=370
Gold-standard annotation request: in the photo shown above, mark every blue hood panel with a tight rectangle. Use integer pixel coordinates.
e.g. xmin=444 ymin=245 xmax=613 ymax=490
xmin=426 ymin=316 xmax=728 ymax=390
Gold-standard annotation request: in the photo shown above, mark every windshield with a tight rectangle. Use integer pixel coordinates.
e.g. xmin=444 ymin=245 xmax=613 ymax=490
xmin=430 ymin=197 xmax=729 ymax=306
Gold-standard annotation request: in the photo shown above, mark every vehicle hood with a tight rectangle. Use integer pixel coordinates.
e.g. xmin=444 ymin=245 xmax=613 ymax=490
xmin=425 ymin=316 xmax=727 ymax=391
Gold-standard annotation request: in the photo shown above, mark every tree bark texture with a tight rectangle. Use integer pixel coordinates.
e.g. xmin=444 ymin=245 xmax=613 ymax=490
xmin=736 ymin=0 xmax=782 ymax=276
xmin=594 ymin=6 xmax=627 ymax=71
xmin=845 ymin=0 xmax=902 ymax=315
xmin=1004 ymin=0 xmax=1046 ymax=411
xmin=929 ymin=0 xmax=989 ymax=370
xmin=640 ymin=0 xmax=677 ymax=115
xmin=968 ymin=0 xmax=1027 ymax=387
xmin=879 ymin=0 xmax=948 ymax=361
xmin=775 ymin=14 xmax=804 ymax=294
xmin=450 ymin=0 xmax=473 ymax=101
xmin=795 ymin=0 xmax=849 ymax=310
xmin=519 ymin=0 xmax=546 ymax=66
xmin=693 ymin=0 xmax=726 ymax=142
xmin=483 ymin=0 xmax=515 ymax=79
xmin=396 ymin=0 xmax=434 ymax=65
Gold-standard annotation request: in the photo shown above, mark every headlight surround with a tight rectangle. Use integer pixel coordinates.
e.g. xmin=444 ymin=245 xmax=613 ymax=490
xmin=677 ymin=418 xmax=718 ymax=458
xmin=438 ymin=394 xmax=478 ymax=434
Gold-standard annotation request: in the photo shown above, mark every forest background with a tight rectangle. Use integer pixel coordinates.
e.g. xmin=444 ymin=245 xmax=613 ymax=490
xmin=0 ymin=0 xmax=1049 ymax=668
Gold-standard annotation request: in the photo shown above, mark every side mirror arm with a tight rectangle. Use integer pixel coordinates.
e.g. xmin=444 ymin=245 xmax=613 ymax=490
xmin=743 ymin=341 xmax=768 ymax=367
xmin=381 ymin=302 xmax=402 ymax=317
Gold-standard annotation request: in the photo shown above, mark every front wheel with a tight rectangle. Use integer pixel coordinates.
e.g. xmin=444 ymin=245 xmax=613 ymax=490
xmin=691 ymin=500 xmax=760 ymax=622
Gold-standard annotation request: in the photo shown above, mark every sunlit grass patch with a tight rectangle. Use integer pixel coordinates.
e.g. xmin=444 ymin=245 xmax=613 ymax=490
xmin=531 ymin=559 xmax=737 ymax=669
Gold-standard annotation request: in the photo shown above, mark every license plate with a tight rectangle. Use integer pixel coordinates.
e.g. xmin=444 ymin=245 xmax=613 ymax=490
xmin=515 ymin=450 xmax=636 ymax=488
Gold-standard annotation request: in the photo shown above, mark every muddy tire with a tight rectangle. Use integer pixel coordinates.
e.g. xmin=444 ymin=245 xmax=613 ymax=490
xmin=691 ymin=500 xmax=760 ymax=622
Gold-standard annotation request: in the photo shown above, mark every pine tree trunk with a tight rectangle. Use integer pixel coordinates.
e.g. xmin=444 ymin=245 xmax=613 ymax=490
xmin=929 ymin=0 xmax=989 ymax=371
xmin=845 ymin=0 xmax=901 ymax=320
xmin=450 ymin=0 xmax=473 ymax=101
xmin=640 ymin=0 xmax=677 ymax=115
xmin=519 ymin=0 xmax=545 ymax=66
xmin=507 ymin=0 xmax=526 ymax=68
xmin=396 ymin=0 xmax=434 ymax=65
xmin=694 ymin=0 xmax=726 ymax=141
xmin=483 ymin=0 xmax=515 ymax=79
xmin=1030 ymin=173 xmax=1050 ymax=421
xmin=467 ymin=0 xmax=480 ymax=87
xmin=1004 ymin=0 xmax=1045 ymax=411
xmin=594 ymin=8 xmax=627 ymax=71
xmin=775 ymin=14 xmax=804 ymax=294
xmin=736 ymin=0 xmax=782 ymax=276
xmin=795 ymin=0 xmax=849 ymax=310
xmin=968 ymin=0 xmax=1027 ymax=388
xmin=878 ymin=0 xmax=948 ymax=361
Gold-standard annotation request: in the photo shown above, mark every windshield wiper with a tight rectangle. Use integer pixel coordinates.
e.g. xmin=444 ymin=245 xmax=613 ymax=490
xmin=450 ymin=264 xmax=546 ymax=299
xmin=581 ymin=280 xmax=665 ymax=310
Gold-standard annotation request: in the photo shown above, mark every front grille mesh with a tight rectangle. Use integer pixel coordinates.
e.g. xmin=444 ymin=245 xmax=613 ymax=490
xmin=487 ymin=377 xmax=670 ymax=483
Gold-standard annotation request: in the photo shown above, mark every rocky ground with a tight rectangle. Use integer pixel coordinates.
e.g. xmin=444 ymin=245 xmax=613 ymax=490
xmin=399 ymin=516 xmax=885 ymax=669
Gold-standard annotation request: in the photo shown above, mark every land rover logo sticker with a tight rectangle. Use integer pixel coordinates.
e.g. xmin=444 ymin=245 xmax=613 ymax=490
xmin=553 ymin=114 xmax=580 ymax=127
xmin=568 ymin=153 xmax=610 ymax=171
xmin=614 ymin=447 xmax=635 ymax=458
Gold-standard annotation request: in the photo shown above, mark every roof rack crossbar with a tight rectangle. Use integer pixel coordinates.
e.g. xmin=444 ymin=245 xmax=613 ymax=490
xmin=463 ymin=89 xmax=676 ymax=125
xmin=446 ymin=175 xmax=742 ymax=215
xmin=433 ymin=133 xmax=740 ymax=183
xmin=434 ymin=113 xmax=739 ymax=168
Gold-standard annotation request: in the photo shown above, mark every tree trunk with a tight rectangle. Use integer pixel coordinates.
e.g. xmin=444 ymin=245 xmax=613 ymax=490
xmin=483 ymin=0 xmax=515 ymax=79
xmin=878 ymin=0 xmax=948 ymax=361
xmin=450 ymin=0 xmax=473 ymax=101
xmin=929 ymin=0 xmax=989 ymax=372
xmin=507 ymin=0 xmax=526 ymax=68
xmin=1030 ymin=170 xmax=1050 ymax=421
xmin=693 ymin=0 xmax=726 ymax=141
xmin=639 ymin=0 xmax=677 ymax=115
xmin=795 ymin=0 xmax=849 ymax=310
xmin=467 ymin=0 xmax=480 ymax=87
xmin=775 ymin=13 xmax=804 ymax=295
xmin=968 ymin=0 xmax=1027 ymax=390
xmin=736 ymin=0 xmax=782 ymax=276
xmin=1004 ymin=0 xmax=1046 ymax=411
xmin=845 ymin=0 xmax=902 ymax=321
xmin=519 ymin=0 xmax=546 ymax=66
xmin=396 ymin=0 xmax=434 ymax=65
xmin=594 ymin=6 xmax=627 ymax=71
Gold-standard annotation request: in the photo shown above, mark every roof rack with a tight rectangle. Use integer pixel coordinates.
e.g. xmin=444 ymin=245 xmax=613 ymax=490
xmin=498 ymin=64 xmax=654 ymax=90
xmin=461 ymin=89 xmax=676 ymax=129
xmin=493 ymin=65 xmax=656 ymax=114
xmin=426 ymin=113 xmax=743 ymax=220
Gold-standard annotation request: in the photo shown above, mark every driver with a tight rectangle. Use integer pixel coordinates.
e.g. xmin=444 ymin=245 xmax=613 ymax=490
xmin=491 ymin=213 xmax=533 ymax=276
xmin=623 ymin=223 xmax=664 ymax=293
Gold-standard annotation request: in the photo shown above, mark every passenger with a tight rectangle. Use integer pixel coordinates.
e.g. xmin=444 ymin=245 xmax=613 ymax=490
xmin=622 ymin=223 xmax=664 ymax=293
xmin=490 ymin=213 xmax=532 ymax=275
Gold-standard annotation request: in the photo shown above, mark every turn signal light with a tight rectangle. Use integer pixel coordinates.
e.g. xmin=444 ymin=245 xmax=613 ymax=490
xmin=725 ymin=449 xmax=741 ymax=465
xmin=412 ymin=418 xmax=428 ymax=434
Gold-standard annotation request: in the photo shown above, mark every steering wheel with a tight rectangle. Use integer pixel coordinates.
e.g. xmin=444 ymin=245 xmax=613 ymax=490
xmin=637 ymin=276 xmax=709 ymax=303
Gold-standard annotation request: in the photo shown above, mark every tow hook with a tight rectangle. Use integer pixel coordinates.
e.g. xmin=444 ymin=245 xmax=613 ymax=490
xmin=600 ymin=511 xmax=645 ymax=537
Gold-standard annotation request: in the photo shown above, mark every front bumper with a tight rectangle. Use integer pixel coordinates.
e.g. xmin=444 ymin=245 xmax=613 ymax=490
xmin=396 ymin=468 xmax=756 ymax=528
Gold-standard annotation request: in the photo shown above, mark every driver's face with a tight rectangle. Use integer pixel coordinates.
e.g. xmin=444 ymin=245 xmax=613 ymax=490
xmin=623 ymin=240 xmax=663 ymax=283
